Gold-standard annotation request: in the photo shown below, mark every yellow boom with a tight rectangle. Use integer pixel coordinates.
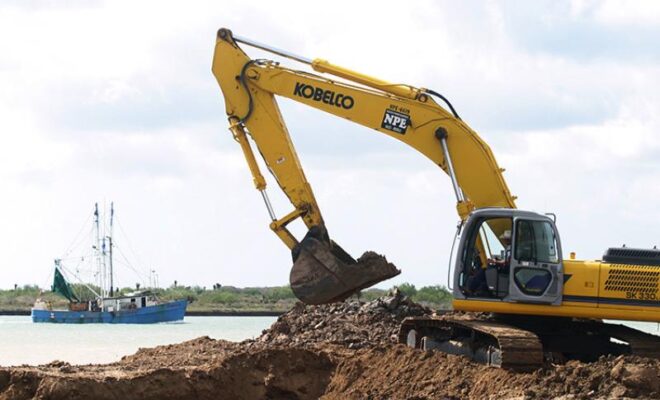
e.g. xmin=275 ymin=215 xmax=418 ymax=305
xmin=212 ymin=29 xmax=517 ymax=303
xmin=212 ymin=29 xmax=515 ymax=237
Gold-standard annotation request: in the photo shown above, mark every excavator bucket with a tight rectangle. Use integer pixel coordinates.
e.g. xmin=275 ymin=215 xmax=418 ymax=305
xmin=290 ymin=227 xmax=401 ymax=305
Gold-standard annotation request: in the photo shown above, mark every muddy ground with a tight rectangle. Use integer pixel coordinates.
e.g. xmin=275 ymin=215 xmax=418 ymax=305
xmin=1 ymin=290 xmax=659 ymax=400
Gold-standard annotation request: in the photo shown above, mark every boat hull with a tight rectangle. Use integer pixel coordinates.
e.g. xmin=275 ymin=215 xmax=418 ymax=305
xmin=31 ymin=299 xmax=188 ymax=324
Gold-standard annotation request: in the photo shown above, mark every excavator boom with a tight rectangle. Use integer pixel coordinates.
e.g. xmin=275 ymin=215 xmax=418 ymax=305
xmin=212 ymin=29 xmax=515 ymax=304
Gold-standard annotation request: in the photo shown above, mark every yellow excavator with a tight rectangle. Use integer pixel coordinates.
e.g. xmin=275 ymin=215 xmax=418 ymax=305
xmin=212 ymin=29 xmax=660 ymax=370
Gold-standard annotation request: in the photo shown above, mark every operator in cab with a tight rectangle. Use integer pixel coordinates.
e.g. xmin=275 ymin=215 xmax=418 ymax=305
xmin=467 ymin=225 xmax=512 ymax=297
xmin=488 ymin=229 xmax=512 ymax=270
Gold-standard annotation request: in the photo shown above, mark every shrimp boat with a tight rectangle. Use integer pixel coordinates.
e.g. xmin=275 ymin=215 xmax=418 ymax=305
xmin=31 ymin=203 xmax=187 ymax=323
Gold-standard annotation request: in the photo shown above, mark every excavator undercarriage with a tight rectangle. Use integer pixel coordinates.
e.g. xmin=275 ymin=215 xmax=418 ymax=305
xmin=399 ymin=314 xmax=660 ymax=371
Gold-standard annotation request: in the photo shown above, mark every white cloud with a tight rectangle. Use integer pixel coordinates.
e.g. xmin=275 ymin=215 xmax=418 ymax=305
xmin=591 ymin=0 xmax=660 ymax=26
xmin=1 ymin=0 xmax=660 ymax=291
xmin=0 ymin=107 xmax=73 ymax=179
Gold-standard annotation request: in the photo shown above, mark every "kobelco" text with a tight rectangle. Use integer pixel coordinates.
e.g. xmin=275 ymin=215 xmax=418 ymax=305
xmin=293 ymin=82 xmax=354 ymax=109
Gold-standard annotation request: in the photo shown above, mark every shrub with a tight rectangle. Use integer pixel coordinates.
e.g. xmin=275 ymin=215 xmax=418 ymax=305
xmin=414 ymin=285 xmax=452 ymax=305
xmin=205 ymin=291 xmax=239 ymax=304
xmin=359 ymin=288 xmax=387 ymax=301
xmin=397 ymin=283 xmax=417 ymax=297
xmin=241 ymin=287 xmax=262 ymax=296
xmin=262 ymin=286 xmax=295 ymax=302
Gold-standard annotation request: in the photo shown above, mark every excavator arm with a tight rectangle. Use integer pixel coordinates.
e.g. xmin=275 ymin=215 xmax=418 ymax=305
xmin=212 ymin=28 xmax=516 ymax=304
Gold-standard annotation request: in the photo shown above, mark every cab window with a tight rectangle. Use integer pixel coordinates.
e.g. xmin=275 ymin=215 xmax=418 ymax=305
xmin=514 ymin=268 xmax=552 ymax=296
xmin=514 ymin=220 xmax=558 ymax=263
xmin=459 ymin=217 xmax=512 ymax=297
xmin=478 ymin=219 xmax=507 ymax=260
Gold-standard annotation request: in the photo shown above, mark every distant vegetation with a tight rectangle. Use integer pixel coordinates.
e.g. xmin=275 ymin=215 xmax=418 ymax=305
xmin=0 ymin=283 xmax=453 ymax=312
xmin=0 ymin=285 xmax=67 ymax=310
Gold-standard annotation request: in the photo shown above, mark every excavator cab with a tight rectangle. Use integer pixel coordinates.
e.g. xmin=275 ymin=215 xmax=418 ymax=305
xmin=454 ymin=208 xmax=563 ymax=306
xmin=290 ymin=225 xmax=401 ymax=305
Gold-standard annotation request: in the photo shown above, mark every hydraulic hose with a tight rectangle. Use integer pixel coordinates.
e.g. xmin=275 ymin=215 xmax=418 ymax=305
xmin=426 ymin=89 xmax=461 ymax=120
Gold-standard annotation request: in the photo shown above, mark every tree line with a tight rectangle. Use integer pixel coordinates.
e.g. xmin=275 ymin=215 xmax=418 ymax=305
xmin=0 ymin=283 xmax=453 ymax=312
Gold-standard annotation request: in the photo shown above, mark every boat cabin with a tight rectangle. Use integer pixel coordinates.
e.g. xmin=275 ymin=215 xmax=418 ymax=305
xmin=101 ymin=291 xmax=158 ymax=312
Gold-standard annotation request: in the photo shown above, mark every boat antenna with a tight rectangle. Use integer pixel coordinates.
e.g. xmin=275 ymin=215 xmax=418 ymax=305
xmin=94 ymin=203 xmax=104 ymax=298
xmin=108 ymin=202 xmax=114 ymax=297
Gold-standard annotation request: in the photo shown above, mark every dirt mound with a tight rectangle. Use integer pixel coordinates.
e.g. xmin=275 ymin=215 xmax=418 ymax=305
xmin=0 ymin=349 xmax=334 ymax=400
xmin=4 ymin=346 xmax=656 ymax=400
xmin=119 ymin=336 xmax=238 ymax=370
xmin=1 ymin=291 xmax=659 ymax=400
xmin=323 ymin=346 xmax=660 ymax=400
xmin=516 ymin=355 xmax=660 ymax=400
xmin=248 ymin=288 xmax=431 ymax=350
xmin=208 ymin=348 xmax=334 ymax=399
xmin=324 ymin=344 xmax=496 ymax=399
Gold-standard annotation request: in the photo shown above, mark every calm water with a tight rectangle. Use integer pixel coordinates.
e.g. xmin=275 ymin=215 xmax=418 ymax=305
xmin=0 ymin=316 xmax=276 ymax=366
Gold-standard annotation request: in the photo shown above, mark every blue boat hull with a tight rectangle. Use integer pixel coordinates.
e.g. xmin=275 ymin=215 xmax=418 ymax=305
xmin=31 ymin=299 xmax=188 ymax=324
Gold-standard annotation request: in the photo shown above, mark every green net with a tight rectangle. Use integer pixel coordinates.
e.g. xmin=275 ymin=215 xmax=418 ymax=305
xmin=51 ymin=267 xmax=80 ymax=302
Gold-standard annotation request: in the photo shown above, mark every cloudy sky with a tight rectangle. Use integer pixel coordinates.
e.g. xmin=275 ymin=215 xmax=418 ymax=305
xmin=1 ymin=0 xmax=659 ymax=290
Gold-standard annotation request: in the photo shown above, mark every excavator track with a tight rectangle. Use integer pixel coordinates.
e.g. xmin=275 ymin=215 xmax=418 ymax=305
xmin=565 ymin=320 xmax=660 ymax=360
xmin=398 ymin=316 xmax=544 ymax=371
xmin=399 ymin=315 xmax=660 ymax=371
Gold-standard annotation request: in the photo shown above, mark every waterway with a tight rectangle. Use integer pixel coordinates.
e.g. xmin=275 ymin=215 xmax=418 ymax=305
xmin=0 ymin=315 xmax=275 ymax=366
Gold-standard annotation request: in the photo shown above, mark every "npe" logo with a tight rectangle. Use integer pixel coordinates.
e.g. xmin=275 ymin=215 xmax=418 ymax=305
xmin=381 ymin=109 xmax=410 ymax=134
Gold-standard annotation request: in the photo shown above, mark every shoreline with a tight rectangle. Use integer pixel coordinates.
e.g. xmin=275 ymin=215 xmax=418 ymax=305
xmin=0 ymin=309 xmax=284 ymax=317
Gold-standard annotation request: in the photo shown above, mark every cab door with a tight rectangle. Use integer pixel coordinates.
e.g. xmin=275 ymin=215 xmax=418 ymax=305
xmin=508 ymin=216 xmax=563 ymax=305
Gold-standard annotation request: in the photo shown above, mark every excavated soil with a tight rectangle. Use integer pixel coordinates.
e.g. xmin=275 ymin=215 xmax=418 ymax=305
xmin=2 ymin=290 xmax=659 ymax=400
